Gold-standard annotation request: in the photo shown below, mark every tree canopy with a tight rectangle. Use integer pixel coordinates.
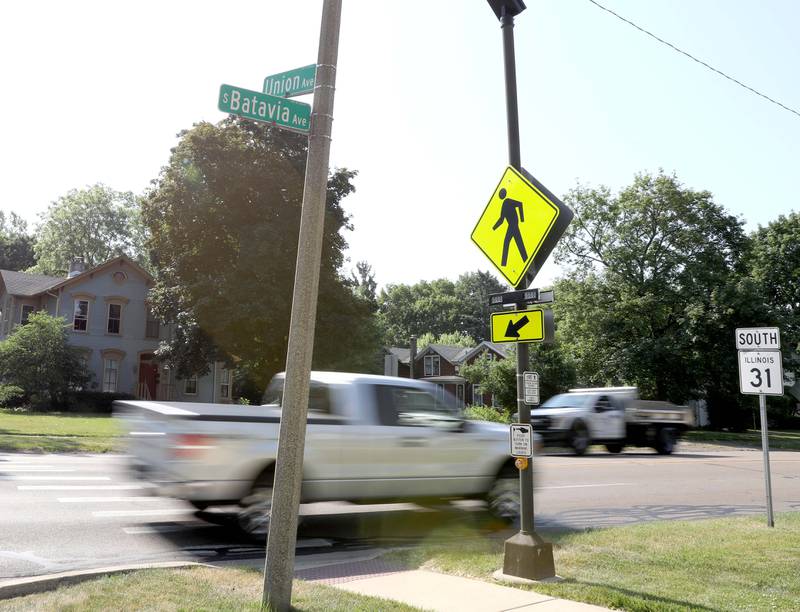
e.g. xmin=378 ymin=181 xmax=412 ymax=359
xmin=377 ymin=271 xmax=507 ymax=347
xmin=32 ymin=184 xmax=147 ymax=276
xmin=142 ymin=116 xmax=380 ymax=391
xmin=553 ymin=171 xmax=775 ymax=428
xmin=0 ymin=211 xmax=35 ymax=271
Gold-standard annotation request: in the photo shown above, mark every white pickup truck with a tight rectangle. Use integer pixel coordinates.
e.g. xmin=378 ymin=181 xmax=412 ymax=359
xmin=115 ymin=372 xmax=528 ymax=536
xmin=530 ymin=387 xmax=694 ymax=455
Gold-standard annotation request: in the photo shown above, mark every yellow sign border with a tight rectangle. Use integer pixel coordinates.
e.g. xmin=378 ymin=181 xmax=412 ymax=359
xmin=490 ymin=309 xmax=545 ymax=344
xmin=471 ymin=166 xmax=561 ymax=288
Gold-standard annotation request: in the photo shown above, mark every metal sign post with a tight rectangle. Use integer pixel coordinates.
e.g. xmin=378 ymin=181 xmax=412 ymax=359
xmin=735 ymin=327 xmax=782 ymax=528
xmin=484 ymin=0 xmax=556 ymax=582
xmin=759 ymin=393 xmax=774 ymax=527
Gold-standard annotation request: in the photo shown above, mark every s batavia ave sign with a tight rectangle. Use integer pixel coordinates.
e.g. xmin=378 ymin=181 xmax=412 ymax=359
xmin=218 ymin=84 xmax=311 ymax=134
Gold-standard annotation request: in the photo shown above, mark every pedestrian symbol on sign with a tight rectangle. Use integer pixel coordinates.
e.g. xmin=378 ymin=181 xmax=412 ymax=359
xmin=493 ymin=188 xmax=528 ymax=266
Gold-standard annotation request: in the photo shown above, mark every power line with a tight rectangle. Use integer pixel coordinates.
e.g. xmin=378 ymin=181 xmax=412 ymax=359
xmin=586 ymin=0 xmax=800 ymax=119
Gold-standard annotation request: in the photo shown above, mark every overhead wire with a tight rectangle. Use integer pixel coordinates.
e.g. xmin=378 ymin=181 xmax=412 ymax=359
xmin=586 ymin=0 xmax=800 ymax=120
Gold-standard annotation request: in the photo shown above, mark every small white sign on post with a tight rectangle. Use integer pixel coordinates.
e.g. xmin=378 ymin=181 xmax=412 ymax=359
xmin=510 ymin=423 xmax=533 ymax=458
xmin=738 ymin=351 xmax=784 ymax=396
xmin=523 ymin=371 xmax=540 ymax=405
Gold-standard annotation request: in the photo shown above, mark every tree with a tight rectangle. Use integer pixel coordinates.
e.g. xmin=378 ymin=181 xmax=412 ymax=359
xmin=0 ymin=312 xmax=88 ymax=405
xmin=377 ymin=271 xmax=507 ymax=347
xmin=415 ymin=331 xmax=475 ymax=352
xmin=32 ymin=184 xmax=147 ymax=276
xmin=749 ymin=212 xmax=800 ymax=351
xmin=349 ymin=261 xmax=378 ymax=309
xmin=142 ymin=117 xmax=380 ymax=390
xmin=0 ymin=211 xmax=35 ymax=271
xmin=460 ymin=342 xmax=577 ymax=410
xmin=554 ymin=171 xmax=755 ymax=425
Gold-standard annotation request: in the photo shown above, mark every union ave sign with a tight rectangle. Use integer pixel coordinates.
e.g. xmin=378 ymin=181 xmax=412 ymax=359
xmin=218 ymin=84 xmax=311 ymax=134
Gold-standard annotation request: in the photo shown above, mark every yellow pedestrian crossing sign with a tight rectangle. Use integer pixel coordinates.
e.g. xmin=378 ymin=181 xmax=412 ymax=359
xmin=471 ymin=166 xmax=573 ymax=288
xmin=491 ymin=309 xmax=545 ymax=343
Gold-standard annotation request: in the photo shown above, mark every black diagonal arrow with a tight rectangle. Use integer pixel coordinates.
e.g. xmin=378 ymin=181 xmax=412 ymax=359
xmin=505 ymin=315 xmax=530 ymax=338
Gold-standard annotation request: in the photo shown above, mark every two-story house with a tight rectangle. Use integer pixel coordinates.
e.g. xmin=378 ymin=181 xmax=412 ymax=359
xmin=0 ymin=255 xmax=232 ymax=404
xmin=384 ymin=341 xmax=509 ymax=408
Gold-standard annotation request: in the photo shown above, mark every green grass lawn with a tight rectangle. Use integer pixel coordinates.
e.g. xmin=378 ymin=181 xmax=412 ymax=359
xmin=685 ymin=428 xmax=800 ymax=450
xmin=390 ymin=513 xmax=800 ymax=612
xmin=0 ymin=566 xmax=424 ymax=612
xmin=0 ymin=410 xmax=121 ymax=453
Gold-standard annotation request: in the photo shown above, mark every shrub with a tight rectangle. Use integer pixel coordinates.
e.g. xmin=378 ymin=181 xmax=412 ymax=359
xmin=464 ymin=405 xmax=512 ymax=424
xmin=66 ymin=391 xmax=136 ymax=414
xmin=0 ymin=384 xmax=26 ymax=408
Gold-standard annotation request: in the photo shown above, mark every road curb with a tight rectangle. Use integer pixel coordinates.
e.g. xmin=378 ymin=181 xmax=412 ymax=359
xmin=0 ymin=561 xmax=217 ymax=601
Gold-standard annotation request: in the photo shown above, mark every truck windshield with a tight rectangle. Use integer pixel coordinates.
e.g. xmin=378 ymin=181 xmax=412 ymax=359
xmin=539 ymin=394 xmax=590 ymax=409
xmin=262 ymin=378 xmax=331 ymax=414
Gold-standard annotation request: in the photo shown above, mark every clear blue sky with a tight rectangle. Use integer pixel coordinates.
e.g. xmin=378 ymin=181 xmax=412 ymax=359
xmin=1 ymin=0 xmax=797 ymax=289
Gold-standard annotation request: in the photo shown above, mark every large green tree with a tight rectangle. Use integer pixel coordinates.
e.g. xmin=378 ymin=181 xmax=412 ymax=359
xmin=142 ymin=117 xmax=380 ymax=390
xmin=0 ymin=312 xmax=89 ymax=405
xmin=0 ymin=211 xmax=35 ymax=271
xmin=32 ymin=184 xmax=147 ymax=275
xmin=748 ymin=212 xmax=800 ymax=351
xmin=377 ymin=271 xmax=507 ymax=346
xmin=554 ymin=171 xmax=759 ymax=426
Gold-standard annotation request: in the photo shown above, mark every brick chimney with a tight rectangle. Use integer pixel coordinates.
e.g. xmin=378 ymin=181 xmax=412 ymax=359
xmin=68 ymin=258 xmax=85 ymax=278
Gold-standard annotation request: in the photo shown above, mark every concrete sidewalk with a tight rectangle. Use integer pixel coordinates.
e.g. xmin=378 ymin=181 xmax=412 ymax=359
xmin=297 ymin=559 xmax=611 ymax=612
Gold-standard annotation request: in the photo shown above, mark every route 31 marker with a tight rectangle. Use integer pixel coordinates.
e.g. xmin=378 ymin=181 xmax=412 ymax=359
xmin=738 ymin=351 xmax=784 ymax=396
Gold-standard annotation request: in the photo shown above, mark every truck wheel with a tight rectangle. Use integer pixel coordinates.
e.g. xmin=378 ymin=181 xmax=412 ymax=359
xmin=570 ymin=422 xmax=590 ymax=456
xmin=654 ymin=428 xmax=676 ymax=455
xmin=605 ymin=443 xmax=624 ymax=454
xmin=486 ymin=469 xmax=520 ymax=524
xmin=237 ymin=468 xmax=274 ymax=539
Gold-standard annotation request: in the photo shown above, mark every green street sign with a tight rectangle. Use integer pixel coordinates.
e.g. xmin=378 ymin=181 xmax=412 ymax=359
xmin=263 ymin=64 xmax=316 ymax=98
xmin=218 ymin=84 xmax=311 ymax=134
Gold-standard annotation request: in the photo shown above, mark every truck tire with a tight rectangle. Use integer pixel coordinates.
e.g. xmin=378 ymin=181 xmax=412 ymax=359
xmin=605 ymin=442 xmax=624 ymax=454
xmin=237 ymin=467 xmax=275 ymax=539
xmin=570 ymin=421 xmax=590 ymax=456
xmin=654 ymin=427 xmax=676 ymax=455
xmin=486 ymin=466 xmax=520 ymax=524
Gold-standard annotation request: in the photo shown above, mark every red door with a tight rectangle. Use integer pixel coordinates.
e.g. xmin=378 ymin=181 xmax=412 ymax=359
xmin=139 ymin=355 xmax=158 ymax=400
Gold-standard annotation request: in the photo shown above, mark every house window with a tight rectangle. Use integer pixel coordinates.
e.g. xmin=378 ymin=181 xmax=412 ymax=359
xmin=472 ymin=385 xmax=484 ymax=407
xmin=184 ymin=376 xmax=198 ymax=395
xmin=102 ymin=358 xmax=119 ymax=392
xmin=423 ymin=355 xmax=440 ymax=377
xmin=107 ymin=304 xmax=122 ymax=334
xmin=73 ymin=300 xmax=89 ymax=331
xmin=145 ymin=309 xmax=160 ymax=339
xmin=21 ymin=305 xmax=35 ymax=325
xmin=219 ymin=369 xmax=230 ymax=399
xmin=436 ymin=383 xmax=445 ymax=401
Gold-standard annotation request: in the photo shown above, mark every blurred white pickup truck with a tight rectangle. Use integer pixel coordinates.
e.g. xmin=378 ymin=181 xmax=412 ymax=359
xmin=115 ymin=372 xmax=529 ymax=536
xmin=531 ymin=387 xmax=694 ymax=455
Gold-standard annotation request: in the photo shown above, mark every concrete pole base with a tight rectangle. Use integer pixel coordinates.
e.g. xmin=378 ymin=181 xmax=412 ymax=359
xmin=492 ymin=569 xmax=563 ymax=585
xmin=501 ymin=531 xmax=556 ymax=581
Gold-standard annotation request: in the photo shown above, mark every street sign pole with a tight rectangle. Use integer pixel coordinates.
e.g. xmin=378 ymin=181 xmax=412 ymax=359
xmin=759 ymin=393 xmax=775 ymax=527
xmin=263 ymin=1 xmax=342 ymax=610
xmin=489 ymin=0 xmax=556 ymax=581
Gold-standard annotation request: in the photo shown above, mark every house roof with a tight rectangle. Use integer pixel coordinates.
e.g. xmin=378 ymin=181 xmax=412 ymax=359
xmin=385 ymin=347 xmax=411 ymax=364
xmin=0 ymin=255 xmax=153 ymax=299
xmin=462 ymin=341 xmax=511 ymax=363
xmin=0 ymin=270 xmax=63 ymax=297
xmin=418 ymin=344 xmax=473 ymax=364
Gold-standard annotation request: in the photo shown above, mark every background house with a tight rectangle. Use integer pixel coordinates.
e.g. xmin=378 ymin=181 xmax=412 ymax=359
xmin=384 ymin=340 xmax=509 ymax=408
xmin=0 ymin=256 xmax=232 ymax=404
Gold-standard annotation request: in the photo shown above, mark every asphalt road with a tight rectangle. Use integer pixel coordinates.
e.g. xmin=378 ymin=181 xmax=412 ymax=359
xmin=1 ymin=445 xmax=799 ymax=582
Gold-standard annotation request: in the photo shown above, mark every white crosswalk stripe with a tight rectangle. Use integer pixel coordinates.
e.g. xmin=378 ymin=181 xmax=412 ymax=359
xmin=18 ymin=484 xmax=148 ymax=491
xmin=58 ymin=496 xmax=162 ymax=503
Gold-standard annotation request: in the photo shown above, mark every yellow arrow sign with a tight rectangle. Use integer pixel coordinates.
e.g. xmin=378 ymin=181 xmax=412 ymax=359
xmin=491 ymin=309 xmax=545 ymax=344
xmin=471 ymin=166 xmax=572 ymax=288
